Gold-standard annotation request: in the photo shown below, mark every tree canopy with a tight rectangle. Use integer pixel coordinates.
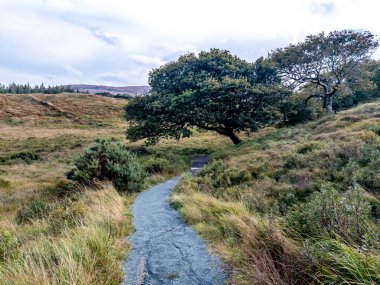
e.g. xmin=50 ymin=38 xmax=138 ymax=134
xmin=125 ymin=49 xmax=287 ymax=144
xmin=270 ymin=30 xmax=378 ymax=114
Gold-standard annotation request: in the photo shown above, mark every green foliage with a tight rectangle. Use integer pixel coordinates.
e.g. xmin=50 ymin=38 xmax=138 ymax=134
xmin=125 ymin=49 xmax=288 ymax=145
xmin=271 ymin=29 xmax=379 ymax=114
xmin=0 ymin=151 xmax=40 ymax=165
xmin=16 ymin=199 xmax=52 ymax=224
xmin=286 ymin=185 xmax=377 ymax=245
xmin=143 ymin=151 xmax=186 ymax=175
xmin=333 ymin=60 xmax=380 ymax=111
xmin=67 ymin=138 xmax=146 ymax=193
xmin=198 ymin=160 xmax=251 ymax=191
xmin=0 ymin=231 xmax=19 ymax=263
xmin=279 ymin=92 xmax=323 ymax=125
xmin=315 ymin=239 xmax=380 ymax=284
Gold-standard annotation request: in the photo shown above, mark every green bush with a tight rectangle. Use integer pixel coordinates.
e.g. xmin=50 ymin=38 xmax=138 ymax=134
xmin=16 ymin=199 xmax=51 ymax=224
xmin=0 ymin=151 xmax=40 ymax=165
xmin=198 ymin=160 xmax=251 ymax=189
xmin=143 ymin=151 xmax=185 ymax=175
xmin=286 ymin=184 xmax=376 ymax=245
xmin=144 ymin=157 xmax=170 ymax=174
xmin=283 ymin=153 xmax=309 ymax=170
xmin=67 ymin=138 xmax=146 ymax=193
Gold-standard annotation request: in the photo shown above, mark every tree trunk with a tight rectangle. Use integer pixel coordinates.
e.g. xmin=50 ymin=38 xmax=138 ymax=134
xmin=325 ymin=95 xmax=334 ymax=115
xmin=227 ymin=131 xmax=242 ymax=145
xmin=213 ymin=127 xmax=242 ymax=145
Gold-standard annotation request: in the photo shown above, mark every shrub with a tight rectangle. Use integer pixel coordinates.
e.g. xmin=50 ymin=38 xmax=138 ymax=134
xmin=277 ymin=190 xmax=298 ymax=214
xmin=144 ymin=157 xmax=170 ymax=173
xmin=16 ymin=199 xmax=51 ymax=224
xmin=142 ymin=151 xmax=186 ymax=175
xmin=0 ymin=151 xmax=40 ymax=165
xmin=283 ymin=153 xmax=309 ymax=170
xmin=297 ymin=141 xmax=322 ymax=154
xmin=67 ymin=139 xmax=146 ymax=193
xmin=198 ymin=160 xmax=251 ymax=189
xmin=286 ymin=184 xmax=375 ymax=245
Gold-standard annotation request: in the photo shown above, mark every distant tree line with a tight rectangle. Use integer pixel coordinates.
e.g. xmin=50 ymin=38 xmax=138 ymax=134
xmin=95 ymin=92 xmax=133 ymax=99
xmin=0 ymin=82 xmax=75 ymax=94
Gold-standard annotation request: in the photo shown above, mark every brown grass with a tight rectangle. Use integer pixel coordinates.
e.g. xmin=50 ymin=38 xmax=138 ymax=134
xmin=0 ymin=93 xmax=133 ymax=284
xmin=0 ymin=92 xmax=228 ymax=284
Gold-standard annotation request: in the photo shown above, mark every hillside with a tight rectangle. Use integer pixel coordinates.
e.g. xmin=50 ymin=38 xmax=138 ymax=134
xmin=0 ymin=92 xmax=225 ymax=284
xmin=0 ymin=93 xmax=133 ymax=283
xmin=68 ymin=84 xmax=150 ymax=96
xmin=172 ymin=101 xmax=380 ymax=284
xmin=2 ymin=92 xmax=380 ymax=284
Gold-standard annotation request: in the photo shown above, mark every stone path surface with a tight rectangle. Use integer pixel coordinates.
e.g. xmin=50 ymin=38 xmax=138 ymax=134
xmin=123 ymin=157 xmax=227 ymax=285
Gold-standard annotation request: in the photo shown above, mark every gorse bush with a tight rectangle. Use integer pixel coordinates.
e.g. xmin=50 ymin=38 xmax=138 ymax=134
xmin=143 ymin=151 xmax=186 ymax=175
xmin=67 ymin=138 xmax=146 ymax=193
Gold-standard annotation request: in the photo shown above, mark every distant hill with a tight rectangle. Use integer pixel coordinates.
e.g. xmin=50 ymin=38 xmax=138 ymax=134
xmin=69 ymin=85 xmax=151 ymax=97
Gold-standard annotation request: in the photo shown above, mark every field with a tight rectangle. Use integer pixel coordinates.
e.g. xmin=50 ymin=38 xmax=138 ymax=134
xmin=0 ymin=92 xmax=226 ymax=284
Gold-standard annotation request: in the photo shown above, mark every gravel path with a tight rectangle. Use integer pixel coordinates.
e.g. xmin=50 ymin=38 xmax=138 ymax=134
xmin=122 ymin=157 xmax=227 ymax=285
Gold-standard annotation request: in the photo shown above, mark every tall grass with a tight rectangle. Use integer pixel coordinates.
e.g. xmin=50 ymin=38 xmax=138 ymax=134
xmin=316 ymin=240 xmax=380 ymax=284
xmin=0 ymin=183 xmax=132 ymax=285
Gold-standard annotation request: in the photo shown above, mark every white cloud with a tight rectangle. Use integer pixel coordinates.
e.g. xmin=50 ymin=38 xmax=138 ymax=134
xmin=64 ymin=64 xmax=84 ymax=77
xmin=0 ymin=0 xmax=379 ymax=86
xmin=43 ymin=0 xmax=74 ymax=10
xmin=129 ymin=54 xmax=165 ymax=66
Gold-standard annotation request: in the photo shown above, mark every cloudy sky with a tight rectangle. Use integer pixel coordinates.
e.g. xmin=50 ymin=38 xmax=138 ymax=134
xmin=1 ymin=0 xmax=379 ymax=86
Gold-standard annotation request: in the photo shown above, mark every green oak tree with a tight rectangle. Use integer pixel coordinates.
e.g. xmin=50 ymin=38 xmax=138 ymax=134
xmin=270 ymin=30 xmax=378 ymax=115
xmin=125 ymin=49 xmax=287 ymax=145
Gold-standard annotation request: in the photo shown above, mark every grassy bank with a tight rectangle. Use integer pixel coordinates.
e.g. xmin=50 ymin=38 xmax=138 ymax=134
xmin=0 ymin=93 xmax=134 ymax=284
xmin=0 ymin=183 xmax=133 ymax=284
xmin=172 ymin=101 xmax=380 ymax=284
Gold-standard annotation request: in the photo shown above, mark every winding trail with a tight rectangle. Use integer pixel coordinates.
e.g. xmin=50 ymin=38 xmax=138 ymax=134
xmin=123 ymin=157 xmax=227 ymax=285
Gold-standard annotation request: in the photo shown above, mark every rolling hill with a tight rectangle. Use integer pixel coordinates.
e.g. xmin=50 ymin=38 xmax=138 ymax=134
xmin=68 ymin=84 xmax=150 ymax=96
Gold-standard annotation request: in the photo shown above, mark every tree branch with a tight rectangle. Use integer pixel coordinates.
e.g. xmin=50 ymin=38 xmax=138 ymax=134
xmin=305 ymin=94 xmax=325 ymax=105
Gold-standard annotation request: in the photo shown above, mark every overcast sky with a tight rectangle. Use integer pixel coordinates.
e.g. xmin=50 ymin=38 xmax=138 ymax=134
xmin=1 ymin=0 xmax=379 ymax=86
